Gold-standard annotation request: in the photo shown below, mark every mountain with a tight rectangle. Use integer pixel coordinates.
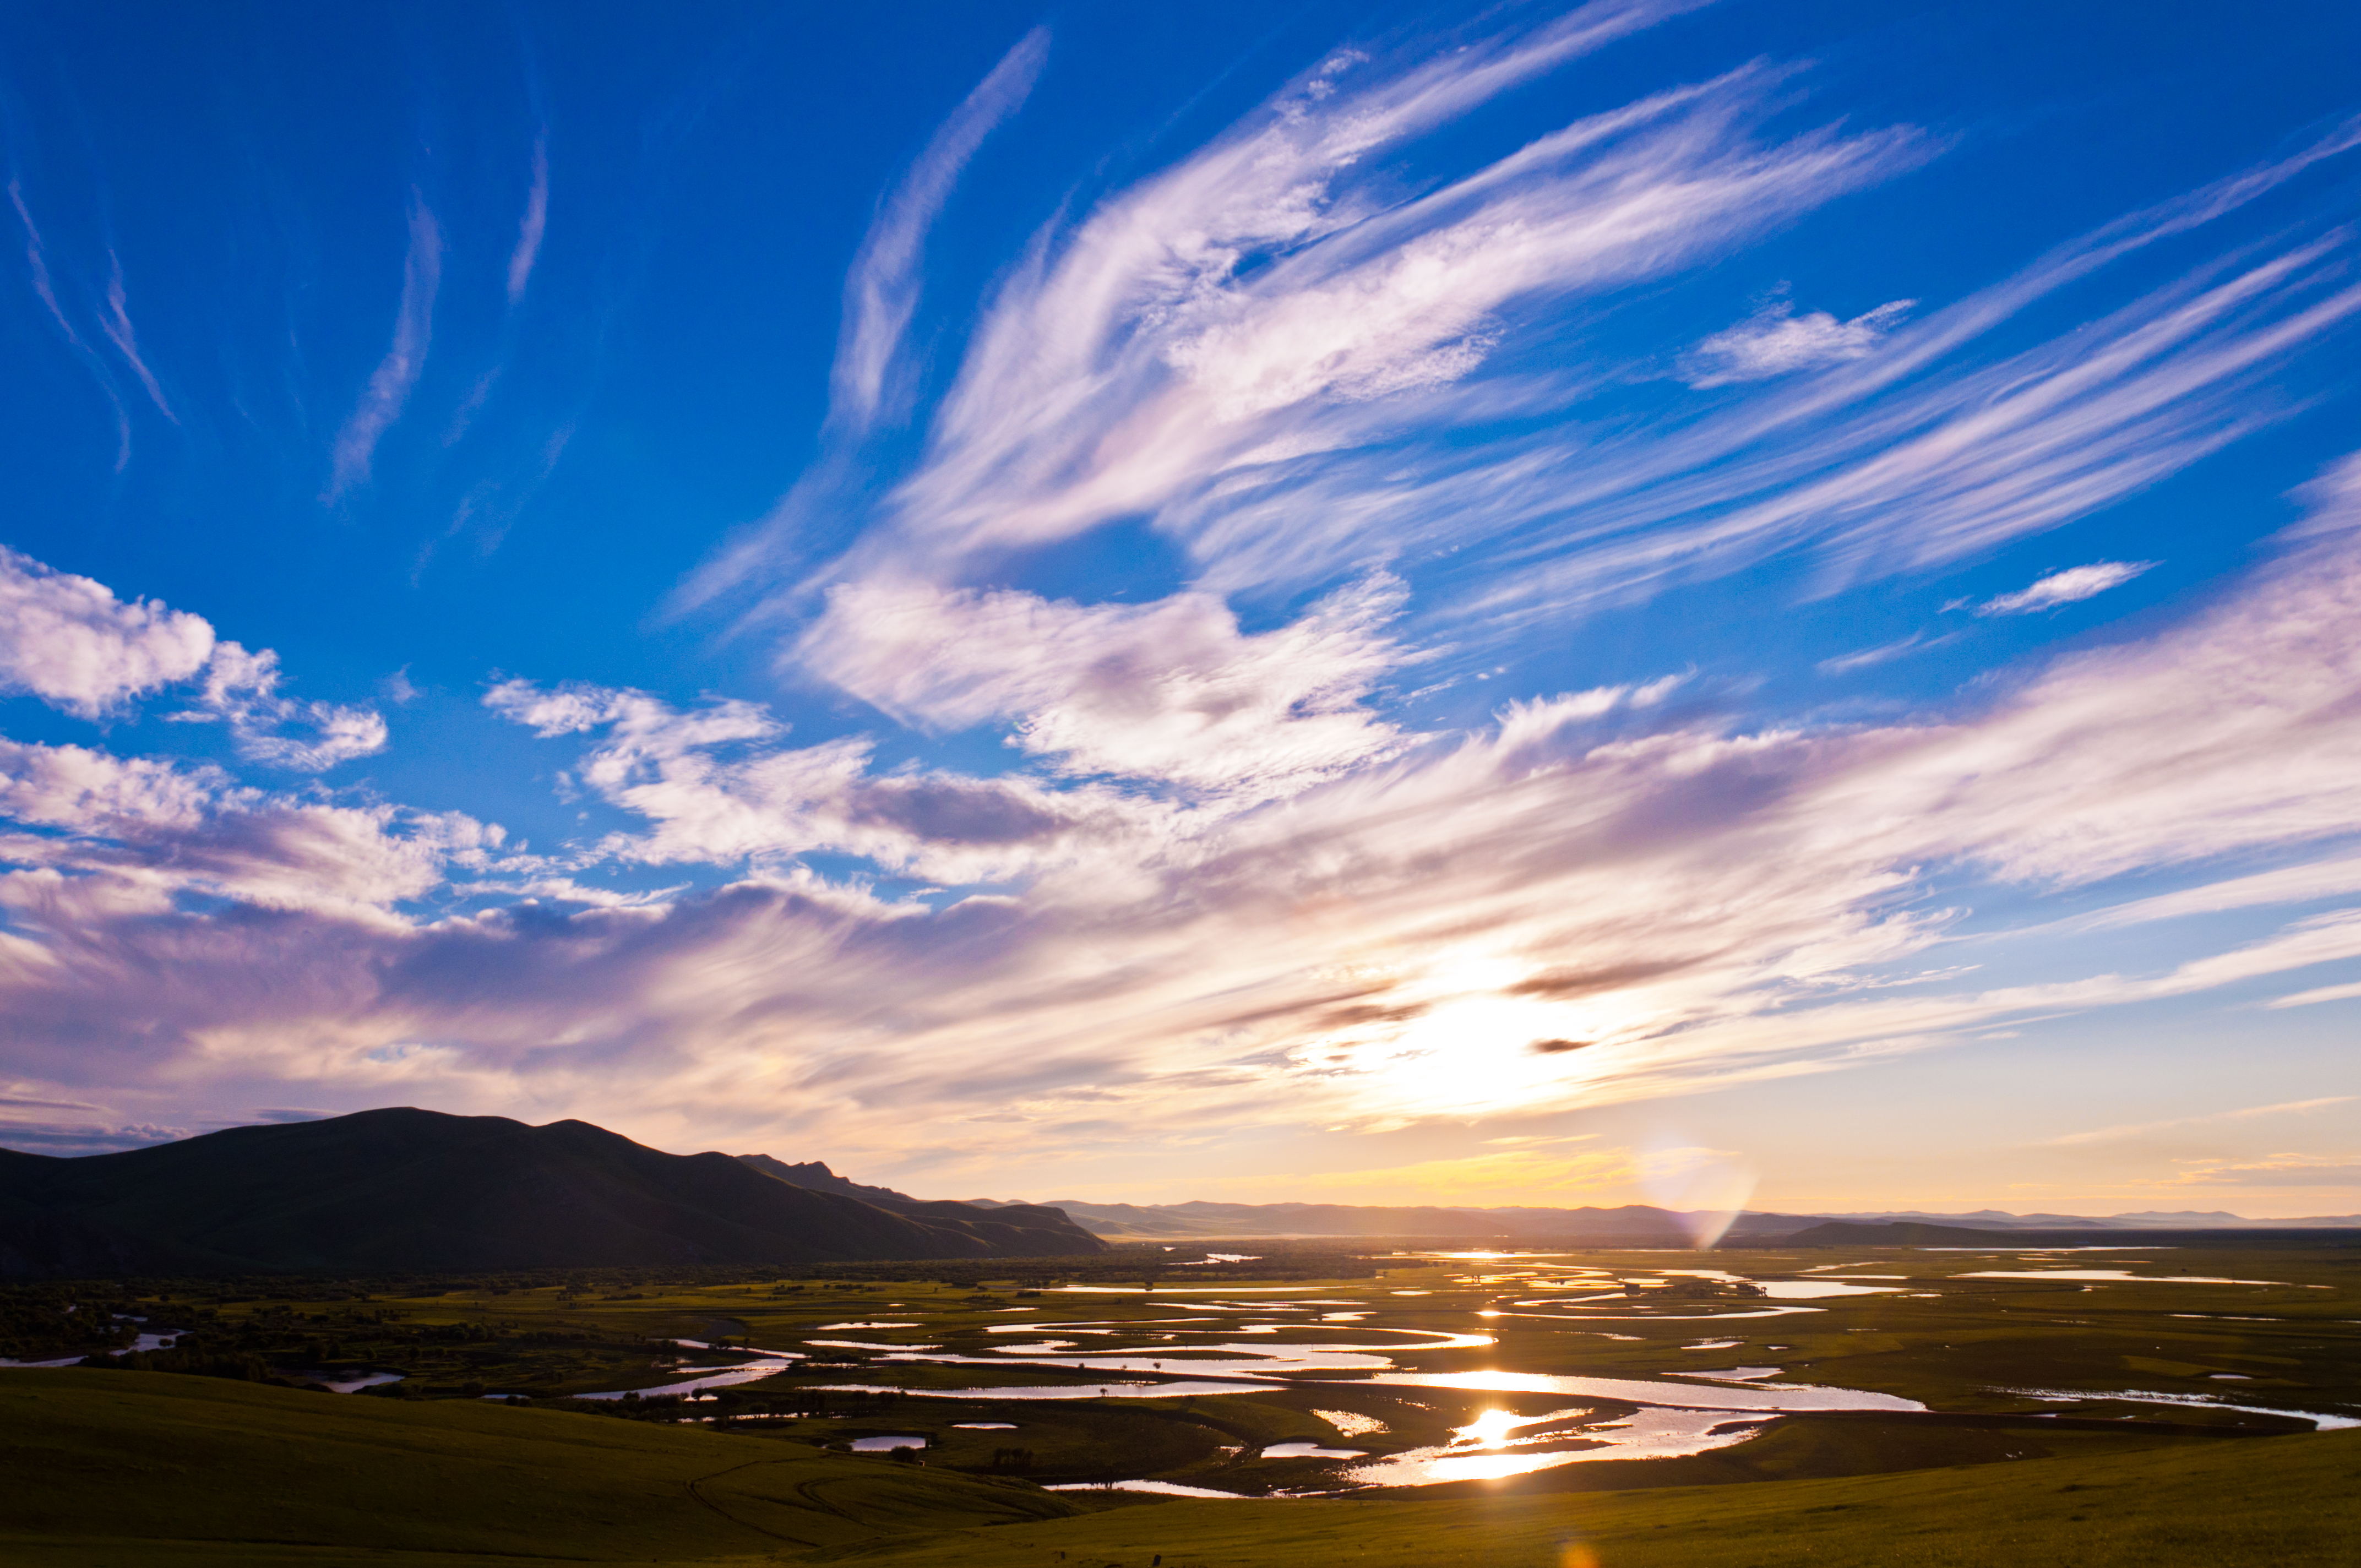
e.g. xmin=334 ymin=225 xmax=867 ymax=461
xmin=961 ymin=1197 xmax=1823 ymax=1244
xmin=733 ymin=1155 xmax=1097 ymax=1256
xmin=735 ymin=1154 xmax=915 ymax=1205
xmin=1808 ymin=1208 xmax=2361 ymax=1231
xmin=959 ymin=1197 xmax=2361 ymax=1243
xmin=0 ymin=1107 xmax=1102 ymax=1278
xmin=1784 ymin=1218 xmax=2361 ymax=1246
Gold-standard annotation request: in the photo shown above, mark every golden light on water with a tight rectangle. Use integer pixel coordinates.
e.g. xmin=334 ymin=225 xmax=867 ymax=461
xmin=1455 ymin=1407 xmax=1526 ymax=1448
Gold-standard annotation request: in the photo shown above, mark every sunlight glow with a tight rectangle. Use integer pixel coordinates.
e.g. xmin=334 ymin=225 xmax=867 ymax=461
xmin=1455 ymin=1407 xmax=1528 ymax=1448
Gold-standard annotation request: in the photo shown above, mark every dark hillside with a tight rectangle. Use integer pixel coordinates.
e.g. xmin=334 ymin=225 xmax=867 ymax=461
xmin=0 ymin=1108 xmax=1102 ymax=1278
xmin=735 ymin=1153 xmax=1098 ymax=1256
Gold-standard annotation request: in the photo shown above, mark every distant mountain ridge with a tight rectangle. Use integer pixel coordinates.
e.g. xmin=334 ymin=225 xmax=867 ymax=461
xmin=1803 ymin=1207 xmax=2361 ymax=1230
xmin=960 ymin=1196 xmax=2361 ymax=1242
xmin=0 ymin=1108 xmax=1102 ymax=1278
xmin=732 ymin=1154 xmax=1090 ymax=1255
xmin=735 ymin=1154 xmax=915 ymax=1206
xmin=962 ymin=1197 xmax=1815 ymax=1243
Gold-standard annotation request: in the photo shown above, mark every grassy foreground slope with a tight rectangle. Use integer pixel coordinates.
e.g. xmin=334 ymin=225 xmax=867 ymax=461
xmin=877 ymin=1431 xmax=2361 ymax=1568
xmin=3 ymin=1369 xmax=2355 ymax=1566
xmin=0 ymin=1368 xmax=1074 ymax=1564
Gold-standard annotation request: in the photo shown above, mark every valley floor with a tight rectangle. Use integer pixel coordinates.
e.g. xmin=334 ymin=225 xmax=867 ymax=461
xmin=1 ymin=1370 xmax=2355 ymax=1566
xmin=6 ymin=1242 xmax=2358 ymax=1562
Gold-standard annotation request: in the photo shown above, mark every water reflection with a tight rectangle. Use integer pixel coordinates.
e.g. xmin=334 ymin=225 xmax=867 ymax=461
xmin=576 ymin=1360 xmax=802 ymax=1400
xmin=1046 ymin=1480 xmax=1248 ymax=1498
xmin=1345 ymin=1406 xmax=1771 ymax=1487
xmin=1959 ymin=1271 xmax=2292 ymax=1285
xmin=817 ymin=1321 xmax=923 ymax=1330
xmin=815 ymin=1379 xmax=1277 ymax=1401
xmin=1994 ymin=1384 xmax=2361 ymax=1431
xmin=1370 ymin=1369 xmax=1924 ymax=1412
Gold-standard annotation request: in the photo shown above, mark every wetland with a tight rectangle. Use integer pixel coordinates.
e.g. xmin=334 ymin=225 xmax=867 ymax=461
xmin=7 ymin=1239 xmax=2355 ymax=1501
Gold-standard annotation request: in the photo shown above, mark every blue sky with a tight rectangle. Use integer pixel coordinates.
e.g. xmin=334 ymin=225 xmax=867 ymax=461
xmin=2 ymin=0 xmax=2358 ymax=1217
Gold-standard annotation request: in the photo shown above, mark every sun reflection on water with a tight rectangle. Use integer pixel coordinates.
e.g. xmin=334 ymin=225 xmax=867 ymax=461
xmin=1455 ymin=1407 xmax=1527 ymax=1447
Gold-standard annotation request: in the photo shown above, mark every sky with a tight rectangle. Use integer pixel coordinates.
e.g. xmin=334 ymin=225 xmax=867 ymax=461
xmin=1 ymin=0 xmax=2358 ymax=1219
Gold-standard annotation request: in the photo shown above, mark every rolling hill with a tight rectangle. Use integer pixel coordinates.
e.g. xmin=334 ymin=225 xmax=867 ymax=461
xmin=0 ymin=1108 xmax=1102 ymax=1277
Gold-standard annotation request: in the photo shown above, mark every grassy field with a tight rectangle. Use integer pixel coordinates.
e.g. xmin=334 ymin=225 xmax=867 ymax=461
xmin=1 ymin=1369 xmax=2354 ymax=1565
xmin=6 ymin=1242 xmax=2357 ymax=1561
xmin=0 ymin=1366 xmax=1077 ymax=1562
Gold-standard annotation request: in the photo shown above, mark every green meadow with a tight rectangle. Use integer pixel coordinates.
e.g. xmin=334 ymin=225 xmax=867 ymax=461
xmin=5 ymin=1243 xmax=2357 ymax=1562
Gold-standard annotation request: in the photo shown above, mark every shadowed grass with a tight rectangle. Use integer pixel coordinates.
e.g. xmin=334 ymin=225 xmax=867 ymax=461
xmin=4 ymin=1369 xmax=2357 ymax=1566
xmin=849 ymin=1428 xmax=2361 ymax=1567
xmin=0 ymin=1368 xmax=1071 ymax=1563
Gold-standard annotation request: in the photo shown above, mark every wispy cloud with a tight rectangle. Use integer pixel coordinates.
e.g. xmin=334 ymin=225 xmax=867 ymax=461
xmin=1973 ymin=560 xmax=2155 ymax=616
xmin=97 ymin=249 xmax=175 ymax=420
xmin=483 ymin=677 xmax=1154 ymax=883
xmin=2044 ymin=1096 xmax=2355 ymax=1146
xmin=8 ymin=177 xmax=132 ymax=469
xmin=1816 ymin=631 xmax=1949 ymax=675
xmin=670 ymin=29 xmax=1051 ymax=614
xmin=732 ymin=42 xmax=2361 ymax=677
xmin=507 ymin=131 xmax=549 ymax=307
xmin=2064 ymin=853 xmax=2361 ymax=933
xmin=835 ymin=27 xmax=1048 ymax=434
xmin=2139 ymin=1151 xmax=2361 ymax=1191
xmin=798 ymin=573 xmax=1409 ymax=799
xmin=2264 ymin=978 xmax=2361 ymax=1010
xmin=327 ymin=193 xmax=442 ymax=500
xmin=863 ymin=52 xmax=1925 ymax=584
xmin=1454 ymin=226 xmax=2361 ymax=625
xmin=1683 ymin=296 xmax=1912 ymax=386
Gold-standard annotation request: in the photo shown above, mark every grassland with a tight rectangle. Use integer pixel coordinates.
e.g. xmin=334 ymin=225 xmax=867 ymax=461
xmin=2 ymin=1369 xmax=2354 ymax=1565
xmin=4 ymin=1240 xmax=2357 ymax=1562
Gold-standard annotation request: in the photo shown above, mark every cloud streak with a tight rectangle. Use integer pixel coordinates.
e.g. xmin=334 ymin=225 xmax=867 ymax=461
xmin=328 ymin=193 xmax=442 ymax=500
xmin=507 ymin=132 xmax=549 ymax=307
xmin=8 ymin=177 xmax=133 ymax=469
xmin=1973 ymin=560 xmax=2156 ymax=616
xmin=1683 ymin=297 xmax=1913 ymax=386
xmin=2045 ymin=1097 xmax=2354 ymax=1147
xmin=835 ymin=27 xmax=1048 ymax=434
